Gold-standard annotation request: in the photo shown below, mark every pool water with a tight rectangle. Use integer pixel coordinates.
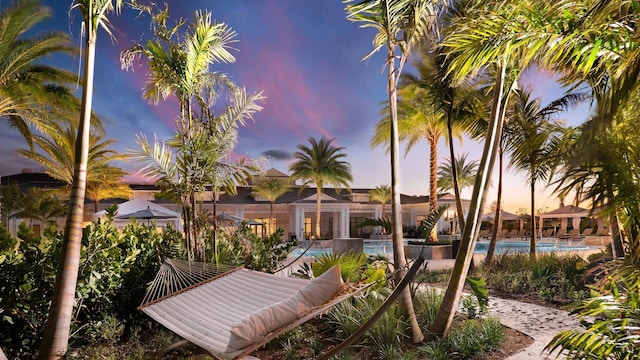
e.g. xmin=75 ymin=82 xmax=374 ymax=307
xmin=289 ymin=240 xmax=599 ymax=258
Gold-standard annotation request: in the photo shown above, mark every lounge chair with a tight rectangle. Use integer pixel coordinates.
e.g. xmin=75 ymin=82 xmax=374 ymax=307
xmin=541 ymin=228 xmax=554 ymax=238
xmin=139 ymin=257 xmax=415 ymax=359
xmin=564 ymin=229 xmax=580 ymax=240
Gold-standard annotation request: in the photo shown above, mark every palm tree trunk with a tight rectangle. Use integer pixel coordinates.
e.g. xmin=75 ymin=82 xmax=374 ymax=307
xmin=429 ymin=138 xmax=439 ymax=242
xmin=387 ymin=52 xmax=423 ymax=343
xmin=610 ymin=212 xmax=625 ymax=258
xmin=315 ymin=188 xmax=321 ymax=239
xmin=485 ymin=147 xmax=504 ymax=267
xmin=529 ymin=181 xmax=536 ymax=259
xmin=38 ymin=30 xmax=97 ymax=360
xmin=448 ymin=117 xmax=466 ymax=234
xmin=269 ymin=202 xmax=274 ymax=235
xmin=429 ymin=63 xmax=508 ymax=339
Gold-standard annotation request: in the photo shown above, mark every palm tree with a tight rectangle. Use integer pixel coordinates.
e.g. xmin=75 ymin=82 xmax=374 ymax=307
xmin=345 ymin=0 xmax=435 ymax=342
xmin=16 ymin=117 xmax=131 ymax=212
xmin=437 ymin=154 xmax=478 ymax=196
xmin=122 ymin=4 xmax=264 ymax=260
xmin=373 ymin=83 xmax=447 ymax=241
xmin=13 ymin=187 xmax=66 ymax=226
xmin=251 ymin=177 xmax=290 ymax=235
xmin=39 ymin=1 xmax=122 ymax=358
xmin=429 ymin=0 xmax=531 ymax=338
xmin=0 ymin=0 xmax=78 ymax=149
xmin=369 ymin=184 xmax=391 ymax=221
xmin=505 ymin=88 xmax=582 ymax=258
xmin=401 ymin=40 xmax=483 ymax=236
xmin=289 ymin=137 xmax=352 ymax=239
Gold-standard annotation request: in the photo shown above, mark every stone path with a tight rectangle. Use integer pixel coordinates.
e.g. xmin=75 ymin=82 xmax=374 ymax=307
xmin=488 ymin=296 xmax=581 ymax=359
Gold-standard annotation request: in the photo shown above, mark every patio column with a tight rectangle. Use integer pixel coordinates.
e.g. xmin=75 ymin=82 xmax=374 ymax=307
xmin=340 ymin=207 xmax=350 ymax=238
xmin=332 ymin=212 xmax=340 ymax=239
xmin=294 ymin=208 xmax=305 ymax=240
xmin=410 ymin=208 xmax=418 ymax=227
xmin=373 ymin=207 xmax=383 ymax=235
xmin=572 ymin=216 xmax=580 ymax=230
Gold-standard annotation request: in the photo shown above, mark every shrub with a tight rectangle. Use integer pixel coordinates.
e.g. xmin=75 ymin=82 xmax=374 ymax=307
xmin=419 ymin=317 xmax=504 ymax=359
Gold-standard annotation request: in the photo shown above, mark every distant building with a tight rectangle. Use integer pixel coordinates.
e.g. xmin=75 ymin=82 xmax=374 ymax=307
xmin=1 ymin=168 xmax=469 ymax=239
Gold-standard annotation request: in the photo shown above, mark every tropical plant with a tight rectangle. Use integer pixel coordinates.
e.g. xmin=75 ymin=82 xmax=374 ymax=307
xmin=345 ymin=0 xmax=435 ymax=342
xmin=16 ymin=117 xmax=131 ymax=211
xmin=358 ymin=217 xmax=392 ymax=235
xmin=123 ymin=4 xmax=265 ymax=261
xmin=251 ymin=177 xmax=290 ymax=235
xmin=399 ymin=40 xmax=483 ymax=237
xmin=13 ymin=187 xmax=66 ymax=226
xmin=39 ymin=1 xmax=123 ymax=358
xmin=545 ymin=253 xmax=640 ymax=358
xmin=289 ymin=137 xmax=352 ymax=239
xmin=0 ymin=0 xmax=79 ymax=149
xmin=0 ymin=184 xmax=26 ymax=229
xmin=372 ymin=82 xmax=447 ymax=241
xmin=505 ymin=88 xmax=582 ymax=258
xmin=437 ymin=154 xmax=478 ymax=196
xmin=429 ymin=0 xmax=526 ymax=338
xmin=369 ymin=184 xmax=391 ymax=221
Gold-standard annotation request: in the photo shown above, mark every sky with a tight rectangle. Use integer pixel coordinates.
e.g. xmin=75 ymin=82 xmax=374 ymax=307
xmin=0 ymin=1 xmax=593 ymax=214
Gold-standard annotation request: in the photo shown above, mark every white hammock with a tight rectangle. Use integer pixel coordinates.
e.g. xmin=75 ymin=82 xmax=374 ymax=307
xmin=140 ymin=259 xmax=369 ymax=360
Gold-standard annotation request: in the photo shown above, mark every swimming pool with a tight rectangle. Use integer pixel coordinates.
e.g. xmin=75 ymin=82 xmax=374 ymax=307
xmin=289 ymin=239 xmax=600 ymax=258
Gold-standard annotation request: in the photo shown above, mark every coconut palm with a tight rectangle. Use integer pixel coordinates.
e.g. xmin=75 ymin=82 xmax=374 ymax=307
xmin=0 ymin=0 xmax=78 ymax=149
xmin=251 ymin=177 xmax=290 ymax=235
xmin=16 ymin=118 xmax=131 ymax=212
xmin=289 ymin=137 xmax=352 ymax=239
xmin=38 ymin=1 xmax=123 ymax=358
xmin=505 ymin=88 xmax=583 ymax=258
xmin=345 ymin=0 xmax=436 ymax=342
xmin=13 ymin=187 xmax=66 ymax=226
xmin=402 ymin=39 xmax=484 ymax=236
xmin=369 ymin=184 xmax=391 ymax=221
xmin=437 ymin=154 xmax=478 ymax=196
xmin=373 ymin=84 xmax=447 ymax=241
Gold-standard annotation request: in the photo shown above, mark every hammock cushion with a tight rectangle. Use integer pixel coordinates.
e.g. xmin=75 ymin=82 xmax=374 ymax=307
xmin=226 ymin=265 xmax=342 ymax=352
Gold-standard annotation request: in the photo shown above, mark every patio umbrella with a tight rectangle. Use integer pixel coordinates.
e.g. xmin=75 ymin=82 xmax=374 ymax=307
xmin=116 ymin=206 xmax=178 ymax=224
xmin=216 ymin=212 xmax=245 ymax=223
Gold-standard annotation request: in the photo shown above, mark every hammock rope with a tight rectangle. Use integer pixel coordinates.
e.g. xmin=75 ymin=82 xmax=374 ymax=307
xmin=140 ymin=259 xmax=241 ymax=308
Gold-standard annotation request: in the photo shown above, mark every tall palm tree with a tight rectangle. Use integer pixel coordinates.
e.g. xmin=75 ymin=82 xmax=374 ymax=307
xmin=373 ymin=83 xmax=447 ymax=241
xmin=429 ymin=0 xmax=531 ymax=338
xmin=505 ymin=88 xmax=582 ymax=258
xmin=38 ymin=1 xmax=123 ymax=358
xmin=289 ymin=137 xmax=352 ymax=239
xmin=251 ymin=177 xmax=290 ymax=235
xmin=122 ymin=4 xmax=264 ymax=260
xmin=0 ymin=0 xmax=78 ymax=149
xmin=437 ymin=153 xmax=478 ymax=196
xmin=345 ymin=0 xmax=435 ymax=342
xmin=402 ymin=40 xmax=483 ymax=236
xmin=369 ymin=184 xmax=391 ymax=220
xmin=13 ymin=187 xmax=66 ymax=226
xmin=16 ymin=117 xmax=131 ymax=211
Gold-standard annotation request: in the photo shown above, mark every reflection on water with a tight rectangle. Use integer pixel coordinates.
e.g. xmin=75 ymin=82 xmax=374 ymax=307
xmin=289 ymin=239 xmax=599 ymax=258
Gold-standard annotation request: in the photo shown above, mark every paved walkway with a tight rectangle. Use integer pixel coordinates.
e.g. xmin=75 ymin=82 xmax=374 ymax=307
xmin=488 ymin=296 xmax=580 ymax=359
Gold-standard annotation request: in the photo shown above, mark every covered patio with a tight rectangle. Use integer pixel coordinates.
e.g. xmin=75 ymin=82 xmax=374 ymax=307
xmin=538 ymin=205 xmax=594 ymax=237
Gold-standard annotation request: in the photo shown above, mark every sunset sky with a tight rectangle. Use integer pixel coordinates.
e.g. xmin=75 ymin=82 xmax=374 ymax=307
xmin=0 ymin=1 xmax=593 ymax=213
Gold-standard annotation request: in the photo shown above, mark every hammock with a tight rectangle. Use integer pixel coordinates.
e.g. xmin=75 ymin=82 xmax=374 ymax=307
xmin=139 ymin=259 xmax=371 ymax=360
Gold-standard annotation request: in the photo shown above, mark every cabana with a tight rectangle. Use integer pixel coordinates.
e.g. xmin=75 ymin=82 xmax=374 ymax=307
xmin=538 ymin=205 xmax=591 ymax=237
xmin=482 ymin=210 xmax=523 ymax=234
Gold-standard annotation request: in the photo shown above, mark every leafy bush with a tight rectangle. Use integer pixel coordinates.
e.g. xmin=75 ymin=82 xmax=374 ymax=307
xmin=419 ymin=317 xmax=504 ymax=359
xmin=484 ymin=252 xmax=588 ymax=304
xmin=0 ymin=215 xmax=177 ymax=357
xmin=208 ymin=225 xmax=295 ymax=273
